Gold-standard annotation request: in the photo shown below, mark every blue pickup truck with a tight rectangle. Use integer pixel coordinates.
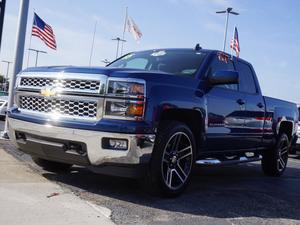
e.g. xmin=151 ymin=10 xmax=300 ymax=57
xmin=7 ymin=48 xmax=299 ymax=196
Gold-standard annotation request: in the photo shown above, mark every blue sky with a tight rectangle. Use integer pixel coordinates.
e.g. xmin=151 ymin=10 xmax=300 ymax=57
xmin=1 ymin=0 xmax=300 ymax=102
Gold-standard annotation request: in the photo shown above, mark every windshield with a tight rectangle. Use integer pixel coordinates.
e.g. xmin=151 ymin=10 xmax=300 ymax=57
xmin=108 ymin=49 xmax=207 ymax=77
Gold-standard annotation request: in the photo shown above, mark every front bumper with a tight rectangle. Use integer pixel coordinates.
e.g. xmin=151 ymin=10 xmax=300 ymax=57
xmin=7 ymin=118 xmax=155 ymax=167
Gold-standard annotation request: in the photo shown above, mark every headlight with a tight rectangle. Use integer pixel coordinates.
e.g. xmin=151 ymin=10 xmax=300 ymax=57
xmin=107 ymin=79 xmax=144 ymax=96
xmin=105 ymin=78 xmax=146 ymax=120
xmin=105 ymin=100 xmax=144 ymax=119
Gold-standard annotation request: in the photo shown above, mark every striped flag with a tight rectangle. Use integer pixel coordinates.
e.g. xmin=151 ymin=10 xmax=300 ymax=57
xmin=127 ymin=17 xmax=142 ymax=42
xmin=230 ymin=26 xmax=240 ymax=57
xmin=32 ymin=13 xmax=57 ymax=50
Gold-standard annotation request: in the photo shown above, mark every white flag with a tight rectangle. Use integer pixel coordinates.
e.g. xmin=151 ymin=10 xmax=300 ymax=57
xmin=127 ymin=17 xmax=142 ymax=42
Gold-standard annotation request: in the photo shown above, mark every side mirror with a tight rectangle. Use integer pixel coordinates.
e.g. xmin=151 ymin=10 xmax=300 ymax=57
xmin=208 ymin=70 xmax=239 ymax=85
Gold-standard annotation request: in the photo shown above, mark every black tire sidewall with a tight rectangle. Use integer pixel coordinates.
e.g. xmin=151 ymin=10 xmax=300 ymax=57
xmin=262 ymin=133 xmax=289 ymax=176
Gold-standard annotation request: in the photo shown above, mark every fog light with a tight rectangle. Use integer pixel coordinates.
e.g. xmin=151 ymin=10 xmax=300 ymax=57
xmin=102 ymin=138 xmax=128 ymax=151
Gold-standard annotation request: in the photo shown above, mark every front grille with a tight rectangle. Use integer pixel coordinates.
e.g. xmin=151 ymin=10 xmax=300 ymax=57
xmin=19 ymin=95 xmax=98 ymax=119
xmin=20 ymin=77 xmax=101 ymax=93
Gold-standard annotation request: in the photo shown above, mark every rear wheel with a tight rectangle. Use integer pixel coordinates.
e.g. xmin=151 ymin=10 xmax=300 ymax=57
xmin=32 ymin=157 xmax=72 ymax=172
xmin=145 ymin=121 xmax=195 ymax=197
xmin=262 ymin=133 xmax=289 ymax=176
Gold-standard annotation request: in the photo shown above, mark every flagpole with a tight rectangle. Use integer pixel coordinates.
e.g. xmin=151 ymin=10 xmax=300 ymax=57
xmin=89 ymin=21 xmax=97 ymax=67
xmin=26 ymin=9 xmax=35 ymax=68
xmin=120 ymin=6 xmax=128 ymax=56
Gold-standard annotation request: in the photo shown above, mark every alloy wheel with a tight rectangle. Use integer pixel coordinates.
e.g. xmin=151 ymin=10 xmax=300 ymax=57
xmin=277 ymin=138 xmax=289 ymax=172
xmin=161 ymin=132 xmax=193 ymax=190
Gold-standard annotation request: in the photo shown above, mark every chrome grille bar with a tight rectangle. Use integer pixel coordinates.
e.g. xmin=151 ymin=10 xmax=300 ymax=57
xmin=20 ymin=77 xmax=100 ymax=91
xmin=17 ymin=72 xmax=107 ymax=95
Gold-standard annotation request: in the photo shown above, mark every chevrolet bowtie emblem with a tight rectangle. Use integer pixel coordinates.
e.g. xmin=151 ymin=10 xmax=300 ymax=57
xmin=41 ymin=86 xmax=57 ymax=97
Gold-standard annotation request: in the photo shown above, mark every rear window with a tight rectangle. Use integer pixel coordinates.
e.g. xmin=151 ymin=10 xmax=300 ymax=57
xmin=108 ymin=50 xmax=207 ymax=77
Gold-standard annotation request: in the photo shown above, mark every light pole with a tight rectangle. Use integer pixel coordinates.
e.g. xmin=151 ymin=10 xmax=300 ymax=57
xmin=2 ymin=60 xmax=12 ymax=91
xmin=89 ymin=21 xmax=97 ymax=67
xmin=216 ymin=7 xmax=239 ymax=52
xmin=2 ymin=0 xmax=29 ymax=139
xmin=112 ymin=37 xmax=126 ymax=59
xmin=0 ymin=0 xmax=6 ymax=51
xmin=28 ymin=48 xmax=47 ymax=67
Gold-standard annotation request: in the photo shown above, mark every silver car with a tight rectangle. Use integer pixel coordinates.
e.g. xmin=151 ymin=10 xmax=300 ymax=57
xmin=0 ymin=95 xmax=8 ymax=117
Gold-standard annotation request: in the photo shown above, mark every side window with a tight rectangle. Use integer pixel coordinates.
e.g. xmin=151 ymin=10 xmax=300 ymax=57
xmin=208 ymin=54 xmax=238 ymax=91
xmin=236 ymin=62 xmax=257 ymax=94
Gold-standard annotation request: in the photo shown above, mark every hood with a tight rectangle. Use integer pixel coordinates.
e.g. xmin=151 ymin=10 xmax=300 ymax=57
xmin=21 ymin=65 xmax=200 ymax=89
xmin=22 ymin=66 xmax=145 ymax=76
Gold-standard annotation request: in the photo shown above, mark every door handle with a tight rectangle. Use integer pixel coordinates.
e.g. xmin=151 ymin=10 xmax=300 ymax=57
xmin=236 ymin=99 xmax=246 ymax=105
xmin=257 ymin=102 xmax=264 ymax=108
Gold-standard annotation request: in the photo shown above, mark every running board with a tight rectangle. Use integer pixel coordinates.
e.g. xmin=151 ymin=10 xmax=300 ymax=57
xmin=196 ymin=155 xmax=262 ymax=166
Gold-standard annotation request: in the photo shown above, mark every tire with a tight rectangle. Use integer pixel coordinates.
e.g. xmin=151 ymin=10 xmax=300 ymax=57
xmin=262 ymin=133 xmax=290 ymax=176
xmin=144 ymin=121 xmax=196 ymax=197
xmin=32 ymin=157 xmax=72 ymax=172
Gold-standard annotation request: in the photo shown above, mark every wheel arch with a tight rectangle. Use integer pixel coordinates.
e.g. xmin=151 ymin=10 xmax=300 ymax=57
xmin=278 ymin=121 xmax=294 ymax=140
xmin=158 ymin=108 xmax=205 ymax=156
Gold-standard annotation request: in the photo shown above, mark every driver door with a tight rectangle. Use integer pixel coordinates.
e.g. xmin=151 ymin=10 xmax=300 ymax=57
xmin=204 ymin=53 xmax=247 ymax=152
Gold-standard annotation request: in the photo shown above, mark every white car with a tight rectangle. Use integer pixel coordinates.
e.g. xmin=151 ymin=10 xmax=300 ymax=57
xmin=0 ymin=95 xmax=8 ymax=117
xmin=290 ymin=106 xmax=300 ymax=154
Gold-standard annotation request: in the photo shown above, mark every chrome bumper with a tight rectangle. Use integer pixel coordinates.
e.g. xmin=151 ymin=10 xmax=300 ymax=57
xmin=7 ymin=118 xmax=155 ymax=166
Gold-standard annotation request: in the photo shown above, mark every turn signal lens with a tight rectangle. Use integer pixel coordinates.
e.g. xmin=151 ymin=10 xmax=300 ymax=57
xmin=127 ymin=103 xmax=144 ymax=117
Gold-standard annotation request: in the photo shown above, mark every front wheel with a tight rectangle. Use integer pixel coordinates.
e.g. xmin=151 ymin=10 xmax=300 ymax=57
xmin=145 ymin=121 xmax=196 ymax=197
xmin=262 ymin=133 xmax=290 ymax=176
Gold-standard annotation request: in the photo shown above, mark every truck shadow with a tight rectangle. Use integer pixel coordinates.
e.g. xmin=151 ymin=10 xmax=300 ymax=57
xmin=42 ymin=161 xmax=300 ymax=221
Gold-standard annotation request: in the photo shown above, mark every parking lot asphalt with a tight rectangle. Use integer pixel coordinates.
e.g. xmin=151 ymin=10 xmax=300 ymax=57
xmin=1 ymin=119 xmax=300 ymax=225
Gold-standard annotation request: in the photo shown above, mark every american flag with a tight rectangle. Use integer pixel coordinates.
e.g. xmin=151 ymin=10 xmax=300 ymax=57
xmin=230 ymin=26 xmax=240 ymax=57
xmin=32 ymin=13 xmax=57 ymax=50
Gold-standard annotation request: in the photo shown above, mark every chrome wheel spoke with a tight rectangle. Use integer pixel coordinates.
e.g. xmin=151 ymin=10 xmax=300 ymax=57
xmin=174 ymin=168 xmax=184 ymax=183
xmin=166 ymin=168 xmax=173 ymax=187
xmin=178 ymin=146 xmax=192 ymax=154
xmin=179 ymin=151 xmax=192 ymax=161
xmin=163 ymin=152 xmax=170 ymax=163
xmin=278 ymin=157 xmax=285 ymax=170
xmin=172 ymin=134 xmax=182 ymax=151
xmin=279 ymin=157 xmax=285 ymax=168
xmin=280 ymin=146 xmax=288 ymax=156
xmin=176 ymin=163 xmax=187 ymax=180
